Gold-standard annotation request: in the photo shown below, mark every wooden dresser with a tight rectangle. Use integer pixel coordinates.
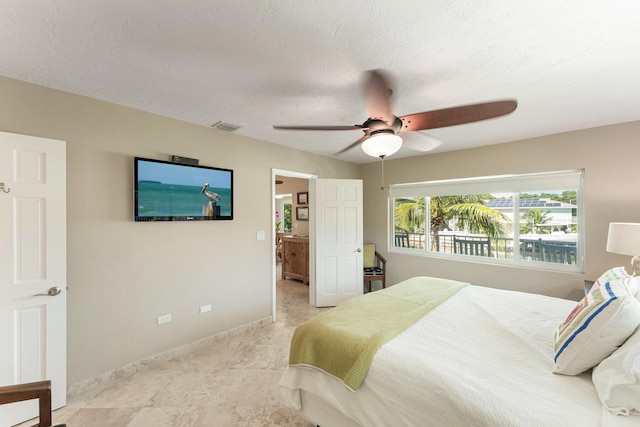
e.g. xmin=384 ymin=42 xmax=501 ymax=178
xmin=281 ymin=236 xmax=309 ymax=285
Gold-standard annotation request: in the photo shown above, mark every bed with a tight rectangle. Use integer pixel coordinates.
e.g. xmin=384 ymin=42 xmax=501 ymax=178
xmin=279 ymin=275 xmax=640 ymax=427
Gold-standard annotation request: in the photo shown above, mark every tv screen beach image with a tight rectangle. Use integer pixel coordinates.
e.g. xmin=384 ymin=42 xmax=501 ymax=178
xmin=135 ymin=159 xmax=232 ymax=221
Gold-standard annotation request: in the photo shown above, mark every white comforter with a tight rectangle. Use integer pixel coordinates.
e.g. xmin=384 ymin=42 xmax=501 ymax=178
xmin=280 ymin=284 xmax=638 ymax=427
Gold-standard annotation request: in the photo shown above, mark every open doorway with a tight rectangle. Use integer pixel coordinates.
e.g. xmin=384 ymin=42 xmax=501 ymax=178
xmin=271 ymin=169 xmax=316 ymax=322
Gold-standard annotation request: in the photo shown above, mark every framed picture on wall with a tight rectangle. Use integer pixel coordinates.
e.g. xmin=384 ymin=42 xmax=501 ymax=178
xmin=296 ymin=206 xmax=309 ymax=221
xmin=297 ymin=191 xmax=308 ymax=205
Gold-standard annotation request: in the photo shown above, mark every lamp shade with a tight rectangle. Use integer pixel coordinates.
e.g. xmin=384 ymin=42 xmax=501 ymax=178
xmin=361 ymin=133 xmax=402 ymax=158
xmin=606 ymin=222 xmax=640 ymax=256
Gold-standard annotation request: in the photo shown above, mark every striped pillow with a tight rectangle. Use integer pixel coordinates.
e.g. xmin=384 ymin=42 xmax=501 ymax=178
xmin=596 ymin=266 xmax=637 ymax=293
xmin=553 ymin=269 xmax=640 ymax=375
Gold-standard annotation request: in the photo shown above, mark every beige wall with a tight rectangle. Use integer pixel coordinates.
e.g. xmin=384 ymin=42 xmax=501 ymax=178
xmin=361 ymin=121 xmax=640 ymax=300
xmin=0 ymin=76 xmax=359 ymax=385
xmin=3 ymin=72 xmax=640 ymax=387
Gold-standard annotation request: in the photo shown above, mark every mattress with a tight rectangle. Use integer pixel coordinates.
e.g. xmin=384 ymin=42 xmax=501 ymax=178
xmin=280 ymin=281 xmax=637 ymax=426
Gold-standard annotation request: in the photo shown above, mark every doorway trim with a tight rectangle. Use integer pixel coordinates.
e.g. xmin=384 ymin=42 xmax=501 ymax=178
xmin=271 ymin=168 xmax=316 ymax=322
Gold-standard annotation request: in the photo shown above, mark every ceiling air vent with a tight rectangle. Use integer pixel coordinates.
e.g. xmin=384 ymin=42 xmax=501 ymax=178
xmin=211 ymin=121 xmax=242 ymax=132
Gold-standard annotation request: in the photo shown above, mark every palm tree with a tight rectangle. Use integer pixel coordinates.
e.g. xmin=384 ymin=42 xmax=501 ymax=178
xmin=394 ymin=196 xmax=509 ymax=250
xmin=520 ymin=209 xmax=552 ymax=234
xmin=430 ymin=195 xmax=508 ymax=238
xmin=394 ymin=197 xmax=426 ymax=234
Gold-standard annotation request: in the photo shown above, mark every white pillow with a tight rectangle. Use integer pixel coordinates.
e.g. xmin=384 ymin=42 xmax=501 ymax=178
xmin=599 ymin=265 xmax=640 ymax=302
xmin=630 ymin=274 xmax=640 ymax=303
xmin=593 ymin=328 xmax=640 ymax=416
xmin=597 ymin=266 xmax=637 ymax=295
xmin=553 ymin=269 xmax=640 ymax=375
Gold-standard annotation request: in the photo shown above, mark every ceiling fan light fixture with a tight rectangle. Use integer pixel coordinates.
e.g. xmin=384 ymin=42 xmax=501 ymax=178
xmin=361 ymin=133 xmax=402 ymax=158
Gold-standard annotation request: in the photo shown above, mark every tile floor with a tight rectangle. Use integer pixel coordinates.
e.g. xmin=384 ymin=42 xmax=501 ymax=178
xmin=17 ymin=274 xmax=328 ymax=427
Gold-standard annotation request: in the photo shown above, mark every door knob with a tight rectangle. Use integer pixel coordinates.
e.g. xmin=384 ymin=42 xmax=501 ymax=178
xmin=34 ymin=286 xmax=62 ymax=297
xmin=355 ymin=248 xmax=362 ymax=252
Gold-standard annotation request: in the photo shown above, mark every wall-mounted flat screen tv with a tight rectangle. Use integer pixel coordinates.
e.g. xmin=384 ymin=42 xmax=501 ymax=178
xmin=134 ymin=157 xmax=233 ymax=222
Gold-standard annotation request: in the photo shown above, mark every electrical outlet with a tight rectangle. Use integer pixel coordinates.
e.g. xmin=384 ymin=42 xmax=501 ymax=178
xmin=200 ymin=304 xmax=212 ymax=314
xmin=256 ymin=230 xmax=266 ymax=240
xmin=157 ymin=314 xmax=172 ymax=324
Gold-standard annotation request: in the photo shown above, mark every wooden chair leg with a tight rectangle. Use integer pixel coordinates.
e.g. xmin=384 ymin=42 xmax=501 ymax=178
xmin=40 ymin=386 xmax=52 ymax=427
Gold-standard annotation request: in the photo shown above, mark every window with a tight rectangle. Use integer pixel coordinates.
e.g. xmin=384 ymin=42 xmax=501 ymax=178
xmin=275 ymin=197 xmax=293 ymax=232
xmin=283 ymin=202 xmax=292 ymax=232
xmin=389 ymin=170 xmax=584 ymax=272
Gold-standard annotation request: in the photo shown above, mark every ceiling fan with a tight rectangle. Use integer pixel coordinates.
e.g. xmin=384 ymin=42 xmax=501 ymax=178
xmin=274 ymin=70 xmax=517 ymax=158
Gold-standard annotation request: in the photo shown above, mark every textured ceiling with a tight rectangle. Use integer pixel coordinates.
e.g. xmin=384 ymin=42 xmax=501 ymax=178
xmin=1 ymin=1 xmax=640 ymax=163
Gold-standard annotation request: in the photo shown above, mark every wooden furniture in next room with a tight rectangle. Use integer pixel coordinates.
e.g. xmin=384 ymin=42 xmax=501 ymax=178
xmin=281 ymin=236 xmax=309 ymax=285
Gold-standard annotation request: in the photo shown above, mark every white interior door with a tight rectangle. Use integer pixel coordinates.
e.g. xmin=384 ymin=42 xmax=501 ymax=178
xmin=311 ymin=178 xmax=363 ymax=307
xmin=0 ymin=131 xmax=67 ymax=425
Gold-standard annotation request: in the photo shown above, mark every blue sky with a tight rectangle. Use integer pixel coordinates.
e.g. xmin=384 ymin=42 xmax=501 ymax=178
xmin=137 ymin=159 xmax=231 ymax=189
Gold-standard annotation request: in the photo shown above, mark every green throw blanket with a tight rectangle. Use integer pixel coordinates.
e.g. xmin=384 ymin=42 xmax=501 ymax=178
xmin=288 ymin=276 xmax=468 ymax=390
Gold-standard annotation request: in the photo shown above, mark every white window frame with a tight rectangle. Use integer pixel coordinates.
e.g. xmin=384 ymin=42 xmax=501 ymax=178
xmin=389 ymin=170 xmax=585 ymax=273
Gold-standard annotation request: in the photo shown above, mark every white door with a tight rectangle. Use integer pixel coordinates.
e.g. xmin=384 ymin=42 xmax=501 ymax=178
xmin=0 ymin=131 xmax=67 ymax=425
xmin=310 ymin=178 xmax=363 ymax=307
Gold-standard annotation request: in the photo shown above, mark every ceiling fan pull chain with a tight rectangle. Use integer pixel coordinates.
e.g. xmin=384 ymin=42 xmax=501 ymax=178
xmin=380 ymin=155 xmax=385 ymax=190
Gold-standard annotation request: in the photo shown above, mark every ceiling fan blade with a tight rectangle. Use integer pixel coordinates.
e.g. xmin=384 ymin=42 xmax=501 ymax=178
xmin=273 ymin=124 xmax=366 ymax=131
xmin=335 ymin=134 xmax=370 ymax=155
xmin=401 ymin=132 xmax=443 ymax=152
xmin=365 ymin=70 xmax=394 ymax=125
xmin=399 ymin=99 xmax=517 ymax=132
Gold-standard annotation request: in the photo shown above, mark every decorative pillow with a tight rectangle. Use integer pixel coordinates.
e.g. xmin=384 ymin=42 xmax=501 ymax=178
xmin=593 ymin=266 xmax=638 ymax=296
xmin=596 ymin=266 xmax=629 ymax=283
xmin=363 ymin=244 xmax=376 ymax=269
xmin=592 ymin=328 xmax=640 ymax=416
xmin=553 ymin=270 xmax=640 ymax=375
